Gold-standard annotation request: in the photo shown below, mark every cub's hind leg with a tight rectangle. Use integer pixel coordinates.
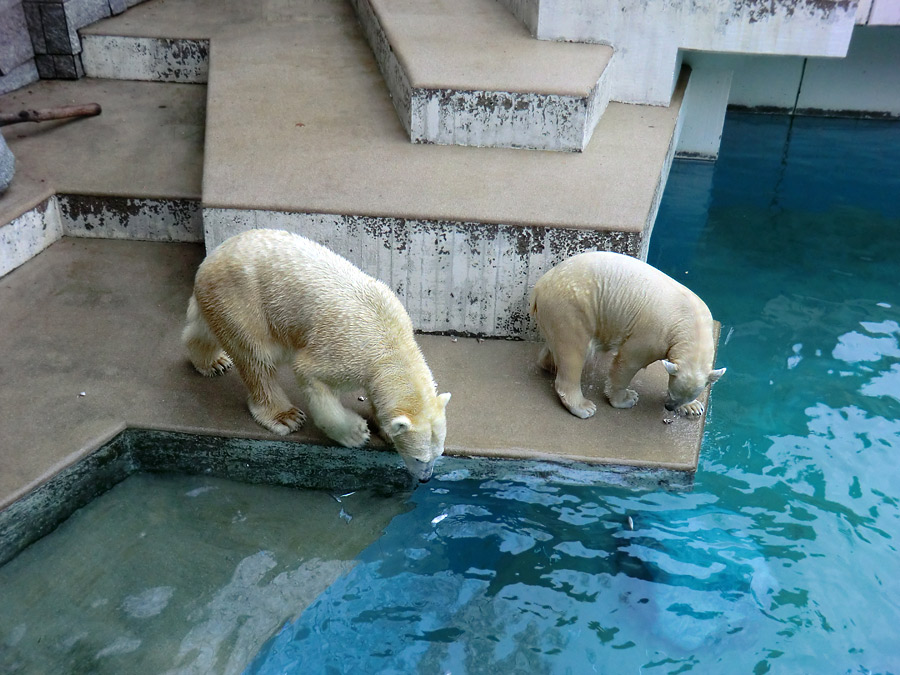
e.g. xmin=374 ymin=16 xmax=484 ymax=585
xmin=539 ymin=324 xmax=596 ymax=419
xmin=182 ymin=295 xmax=233 ymax=376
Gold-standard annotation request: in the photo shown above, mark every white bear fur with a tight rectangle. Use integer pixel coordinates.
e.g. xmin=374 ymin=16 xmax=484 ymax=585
xmin=182 ymin=229 xmax=450 ymax=482
xmin=530 ymin=251 xmax=725 ymax=419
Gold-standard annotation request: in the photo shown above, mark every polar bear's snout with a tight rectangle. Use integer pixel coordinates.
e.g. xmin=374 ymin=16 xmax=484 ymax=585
xmin=402 ymin=456 xmax=437 ymax=483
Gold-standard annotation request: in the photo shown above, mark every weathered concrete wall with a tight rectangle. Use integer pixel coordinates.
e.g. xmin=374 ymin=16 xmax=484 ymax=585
xmin=0 ymin=196 xmax=202 ymax=279
xmin=0 ymin=197 xmax=62 ymax=278
xmin=204 ymin=208 xmax=645 ymax=338
xmin=527 ymin=0 xmax=859 ymax=106
xmin=81 ymin=35 xmax=209 ymax=83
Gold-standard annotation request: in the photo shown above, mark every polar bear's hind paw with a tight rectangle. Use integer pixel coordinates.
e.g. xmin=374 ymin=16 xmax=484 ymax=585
xmin=195 ymin=353 xmax=233 ymax=377
xmin=608 ymin=388 xmax=639 ymax=409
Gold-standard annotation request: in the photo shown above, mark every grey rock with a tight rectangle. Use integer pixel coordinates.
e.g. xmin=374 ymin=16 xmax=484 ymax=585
xmin=0 ymin=133 xmax=15 ymax=194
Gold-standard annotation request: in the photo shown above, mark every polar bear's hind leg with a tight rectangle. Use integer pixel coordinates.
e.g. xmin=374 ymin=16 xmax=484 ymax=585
xmin=230 ymin=352 xmax=305 ymax=436
xmin=183 ymin=295 xmax=234 ymax=377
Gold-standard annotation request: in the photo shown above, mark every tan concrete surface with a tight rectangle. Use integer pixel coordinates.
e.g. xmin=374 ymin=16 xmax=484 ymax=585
xmin=0 ymin=238 xmax=703 ymax=509
xmin=370 ymin=0 xmax=613 ymax=95
xmin=84 ymin=0 xmax=682 ymax=231
xmin=0 ymin=79 xmax=205 ymax=224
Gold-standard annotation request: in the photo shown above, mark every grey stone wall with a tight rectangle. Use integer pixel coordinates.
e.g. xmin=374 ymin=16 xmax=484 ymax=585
xmin=0 ymin=0 xmax=38 ymax=94
xmin=0 ymin=0 xmax=147 ymax=90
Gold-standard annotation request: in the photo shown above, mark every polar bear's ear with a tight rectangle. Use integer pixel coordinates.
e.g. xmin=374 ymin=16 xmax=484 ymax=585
xmin=389 ymin=416 xmax=412 ymax=436
xmin=662 ymin=360 xmax=679 ymax=376
xmin=708 ymin=367 xmax=726 ymax=383
xmin=437 ymin=392 xmax=451 ymax=409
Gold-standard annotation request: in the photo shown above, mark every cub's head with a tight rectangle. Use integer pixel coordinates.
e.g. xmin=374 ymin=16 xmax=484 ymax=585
xmin=662 ymin=360 xmax=726 ymax=412
xmin=387 ymin=392 xmax=451 ymax=483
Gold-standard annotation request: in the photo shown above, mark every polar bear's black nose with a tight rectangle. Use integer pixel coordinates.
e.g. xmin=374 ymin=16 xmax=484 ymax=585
xmin=419 ymin=475 xmax=432 ymax=484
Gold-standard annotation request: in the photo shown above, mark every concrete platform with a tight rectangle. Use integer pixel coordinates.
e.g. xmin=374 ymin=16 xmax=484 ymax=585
xmin=0 ymin=78 xmax=205 ymax=225
xmin=0 ymin=238 xmax=705 ymax=510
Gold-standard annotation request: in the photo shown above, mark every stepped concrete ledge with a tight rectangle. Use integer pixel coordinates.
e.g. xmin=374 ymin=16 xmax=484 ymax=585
xmin=81 ymin=0 xmax=614 ymax=151
xmin=0 ymin=78 xmax=206 ymax=276
xmin=351 ymin=0 xmax=614 ymax=151
xmin=73 ymin=0 xmax=686 ymax=337
xmin=0 ymin=238 xmax=705 ymax=514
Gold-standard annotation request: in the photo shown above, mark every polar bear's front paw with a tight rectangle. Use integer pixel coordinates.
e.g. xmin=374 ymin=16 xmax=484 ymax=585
xmin=608 ymin=388 xmax=639 ymax=409
xmin=677 ymin=400 xmax=704 ymax=417
xmin=331 ymin=415 xmax=371 ymax=448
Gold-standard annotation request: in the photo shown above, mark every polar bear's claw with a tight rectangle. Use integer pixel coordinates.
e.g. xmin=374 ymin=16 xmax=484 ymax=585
xmin=196 ymin=353 xmax=233 ymax=377
xmin=678 ymin=400 xmax=704 ymax=417
xmin=275 ymin=406 xmax=306 ymax=431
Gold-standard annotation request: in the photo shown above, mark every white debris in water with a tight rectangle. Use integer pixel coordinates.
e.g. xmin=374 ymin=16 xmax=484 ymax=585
xmin=122 ymin=586 xmax=175 ymax=619
xmin=232 ymin=510 xmax=247 ymax=524
xmin=96 ymin=636 xmax=142 ymax=658
xmin=723 ymin=326 xmax=734 ymax=345
xmin=78 ymin=392 xmax=86 ymax=397
xmin=91 ymin=598 xmax=109 ymax=609
xmin=877 ymin=302 xmax=892 ymax=308
xmin=339 ymin=508 xmax=352 ymax=524
xmin=431 ymin=513 xmax=448 ymax=525
xmin=185 ymin=486 xmax=218 ymax=498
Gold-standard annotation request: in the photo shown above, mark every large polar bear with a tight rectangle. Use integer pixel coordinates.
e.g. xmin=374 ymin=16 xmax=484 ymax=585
xmin=182 ymin=229 xmax=451 ymax=482
xmin=530 ymin=251 xmax=725 ymax=419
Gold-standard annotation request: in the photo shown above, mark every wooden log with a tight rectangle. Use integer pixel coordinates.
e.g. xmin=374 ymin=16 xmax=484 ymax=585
xmin=0 ymin=103 xmax=102 ymax=127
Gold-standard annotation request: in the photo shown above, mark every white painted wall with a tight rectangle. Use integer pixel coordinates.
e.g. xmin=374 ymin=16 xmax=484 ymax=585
xmin=728 ymin=25 xmax=900 ymax=117
xmin=524 ymin=0 xmax=859 ymax=106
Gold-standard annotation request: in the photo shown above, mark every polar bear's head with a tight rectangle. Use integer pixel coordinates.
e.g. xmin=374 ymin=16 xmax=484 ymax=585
xmin=387 ymin=392 xmax=451 ymax=483
xmin=662 ymin=360 xmax=726 ymax=412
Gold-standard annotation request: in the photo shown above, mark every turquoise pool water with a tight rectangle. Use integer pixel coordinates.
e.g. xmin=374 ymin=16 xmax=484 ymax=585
xmin=2 ymin=114 xmax=897 ymax=674
xmin=249 ymin=115 xmax=900 ymax=673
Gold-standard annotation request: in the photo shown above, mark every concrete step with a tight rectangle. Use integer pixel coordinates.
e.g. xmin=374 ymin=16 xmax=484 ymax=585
xmin=80 ymin=0 xmax=615 ymax=152
xmin=36 ymin=0 xmax=685 ymax=339
xmin=351 ymin=0 xmax=614 ymax=152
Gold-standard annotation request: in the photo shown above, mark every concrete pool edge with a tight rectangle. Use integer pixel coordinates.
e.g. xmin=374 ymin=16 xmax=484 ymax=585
xmin=0 ymin=427 xmax=694 ymax=567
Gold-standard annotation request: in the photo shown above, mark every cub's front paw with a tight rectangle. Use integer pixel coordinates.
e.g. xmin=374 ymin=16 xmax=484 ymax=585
xmin=678 ymin=400 xmax=705 ymax=417
xmin=332 ymin=416 xmax=371 ymax=448
xmin=557 ymin=390 xmax=597 ymax=419
xmin=608 ymin=388 xmax=639 ymax=409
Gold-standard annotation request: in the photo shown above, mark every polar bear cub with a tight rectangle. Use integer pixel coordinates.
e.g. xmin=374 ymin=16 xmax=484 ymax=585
xmin=182 ymin=229 xmax=451 ymax=482
xmin=530 ymin=251 xmax=725 ymax=419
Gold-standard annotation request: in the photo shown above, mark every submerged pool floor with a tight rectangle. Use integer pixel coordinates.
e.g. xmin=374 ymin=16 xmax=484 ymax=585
xmin=0 ymin=473 xmax=407 ymax=674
